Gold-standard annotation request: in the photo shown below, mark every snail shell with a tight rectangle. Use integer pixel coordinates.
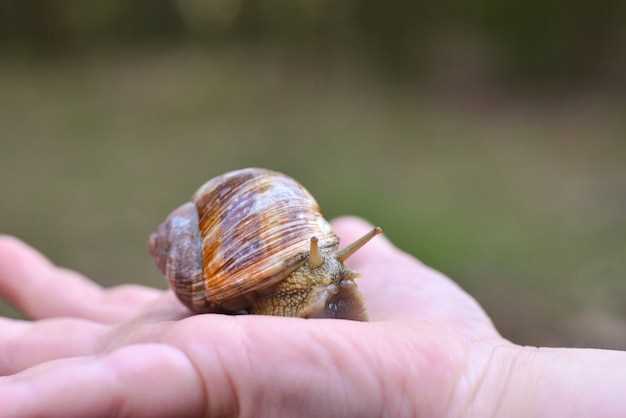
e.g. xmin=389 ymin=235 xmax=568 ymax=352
xmin=149 ymin=168 xmax=381 ymax=321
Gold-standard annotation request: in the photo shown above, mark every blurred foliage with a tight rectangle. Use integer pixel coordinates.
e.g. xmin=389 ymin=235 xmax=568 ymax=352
xmin=1 ymin=0 xmax=625 ymax=84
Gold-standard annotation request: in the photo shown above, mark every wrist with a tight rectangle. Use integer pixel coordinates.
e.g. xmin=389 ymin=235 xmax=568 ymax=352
xmin=446 ymin=338 xmax=521 ymax=418
xmin=449 ymin=340 xmax=626 ymax=418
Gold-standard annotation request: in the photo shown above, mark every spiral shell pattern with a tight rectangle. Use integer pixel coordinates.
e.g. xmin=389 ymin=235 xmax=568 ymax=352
xmin=192 ymin=168 xmax=338 ymax=304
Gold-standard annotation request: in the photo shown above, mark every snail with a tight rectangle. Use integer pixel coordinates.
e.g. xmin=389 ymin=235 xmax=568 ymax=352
xmin=148 ymin=168 xmax=382 ymax=321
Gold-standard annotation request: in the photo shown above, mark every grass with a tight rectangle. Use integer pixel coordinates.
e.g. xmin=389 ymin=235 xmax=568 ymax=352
xmin=1 ymin=46 xmax=625 ymax=348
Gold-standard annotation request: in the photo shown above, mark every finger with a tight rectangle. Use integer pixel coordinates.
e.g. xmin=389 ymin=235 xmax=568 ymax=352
xmin=0 ymin=317 xmax=108 ymax=376
xmin=0 ymin=344 xmax=206 ymax=418
xmin=0 ymin=236 xmax=161 ymax=323
xmin=103 ymin=284 xmax=163 ymax=306
xmin=101 ymin=292 xmax=193 ymax=353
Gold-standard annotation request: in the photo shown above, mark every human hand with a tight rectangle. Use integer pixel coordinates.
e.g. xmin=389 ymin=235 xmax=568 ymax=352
xmin=1 ymin=217 xmax=623 ymax=417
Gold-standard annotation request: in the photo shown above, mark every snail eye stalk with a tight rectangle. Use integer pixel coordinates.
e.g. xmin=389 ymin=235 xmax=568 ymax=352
xmin=336 ymin=227 xmax=383 ymax=262
xmin=309 ymin=236 xmax=323 ymax=269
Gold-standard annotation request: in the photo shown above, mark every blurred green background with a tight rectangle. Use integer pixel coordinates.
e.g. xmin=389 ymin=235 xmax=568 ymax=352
xmin=1 ymin=1 xmax=625 ymax=348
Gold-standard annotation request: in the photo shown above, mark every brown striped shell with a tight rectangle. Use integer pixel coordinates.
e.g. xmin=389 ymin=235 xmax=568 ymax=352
xmin=193 ymin=168 xmax=338 ymax=304
xmin=149 ymin=168 xmax=339 ymax=312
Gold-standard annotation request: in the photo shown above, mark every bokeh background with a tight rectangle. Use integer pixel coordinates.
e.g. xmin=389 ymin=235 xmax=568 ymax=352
xmin=1 ymin=1 xmax=625 ymax=348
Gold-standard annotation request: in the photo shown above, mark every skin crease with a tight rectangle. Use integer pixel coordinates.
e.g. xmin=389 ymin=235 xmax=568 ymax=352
xmin=0 ymin=217 xmax=624 ymax=417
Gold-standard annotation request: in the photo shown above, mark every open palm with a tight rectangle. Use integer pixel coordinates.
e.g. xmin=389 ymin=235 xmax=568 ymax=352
xmin=0 ymin=217 xmax=505 ymax=418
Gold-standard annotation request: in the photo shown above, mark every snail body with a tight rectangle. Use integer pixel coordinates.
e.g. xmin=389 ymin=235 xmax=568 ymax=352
xmin=149 ymin=168 xmax=382 ymax=321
